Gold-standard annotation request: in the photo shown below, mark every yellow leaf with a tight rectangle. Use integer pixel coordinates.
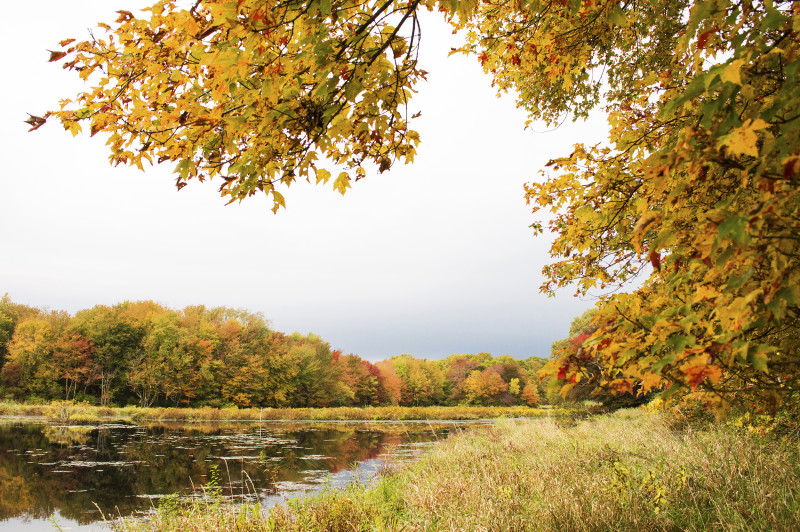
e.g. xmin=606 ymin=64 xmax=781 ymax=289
xmin=333 ymin=172 xmax=351 ymax=195
xmin=720 ymin=59 xmax=745 ymax=85
xmin=271 ymin=190 xmax=286 ymax=213
xmin=315 ymin=168 xmax=331 ymax=184
xmin=692 ymin=285 xmax=718 ymax=304
xmin=559 ymin=382 xmax=576 ymax=399
xmin=64 ymin=120 xmax=82 ymax=137
xmin=719 ymin=119 xmax=768 ymax=158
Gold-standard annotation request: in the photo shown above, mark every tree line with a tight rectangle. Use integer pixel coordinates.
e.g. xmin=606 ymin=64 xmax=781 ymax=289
xmin=0 ymin=295 xmax=546 ymax=408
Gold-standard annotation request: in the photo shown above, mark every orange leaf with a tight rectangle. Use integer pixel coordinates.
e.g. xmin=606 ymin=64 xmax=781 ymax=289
xmin=115 ymin=10 xmax=134 ymax=22
xmin=697 ymin=29 xmax=715 ymax=49
xmin=649 ymin=251 xmax=661 ymax=271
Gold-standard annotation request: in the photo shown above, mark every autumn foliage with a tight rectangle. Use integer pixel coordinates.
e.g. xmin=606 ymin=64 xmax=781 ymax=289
xmin=33 ymin=1 xmax=800 ymax=413
xmin=0 ymin=296 xmax=544 ymax=408
xmin=36 ymin=0 xmax=434 ymax=210
xmin=504 ymin=1 xmax=800 ymax=413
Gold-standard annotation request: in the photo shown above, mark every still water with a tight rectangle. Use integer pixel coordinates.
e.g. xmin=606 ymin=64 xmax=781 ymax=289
xmin=0 ymin=419 xmax=475 ymax=531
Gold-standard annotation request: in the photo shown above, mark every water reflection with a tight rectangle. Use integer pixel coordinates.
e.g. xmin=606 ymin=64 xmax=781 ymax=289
xmin=0 ymin=420 xmax=472 ymax=529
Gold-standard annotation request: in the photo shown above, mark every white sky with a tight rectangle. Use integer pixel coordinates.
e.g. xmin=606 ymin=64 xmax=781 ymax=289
xmin=0 ymin=1 xmax=607 ymax=362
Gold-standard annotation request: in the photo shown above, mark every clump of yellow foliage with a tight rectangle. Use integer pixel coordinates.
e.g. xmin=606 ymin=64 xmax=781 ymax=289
xmin=458 ymin=0 xmax=800 ymax=413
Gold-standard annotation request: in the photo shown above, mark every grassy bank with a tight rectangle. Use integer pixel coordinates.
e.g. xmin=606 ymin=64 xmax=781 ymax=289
xmin=114 ymin=408 xmax=800 ymax=531
xmin=0 ymin=400 xmax=558 ymax=423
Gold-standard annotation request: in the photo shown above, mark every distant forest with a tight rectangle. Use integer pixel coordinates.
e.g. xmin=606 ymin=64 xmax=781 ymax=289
xmin=0 ymin=296 xmax=547 ymax=408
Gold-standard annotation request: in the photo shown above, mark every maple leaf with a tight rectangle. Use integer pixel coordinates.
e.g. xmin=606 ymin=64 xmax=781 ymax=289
xmin=719 ymin=119 xmax=769 ymax=158
xmin=640 ymin=372 xmax=662 ymax=393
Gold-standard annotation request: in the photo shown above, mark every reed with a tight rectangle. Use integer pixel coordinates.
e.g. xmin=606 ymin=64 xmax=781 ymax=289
xmin=0 ymin=401 xmax=561 ymax=422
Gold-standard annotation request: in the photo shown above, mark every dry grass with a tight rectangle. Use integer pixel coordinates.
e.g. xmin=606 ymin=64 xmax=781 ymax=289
xmin=0 ymin=401 xmax=556 ymax=423
xmin=114 ymin=408 xmax=800 ymax=531
xmin=384 ymin=409 xmax=800 ymax=531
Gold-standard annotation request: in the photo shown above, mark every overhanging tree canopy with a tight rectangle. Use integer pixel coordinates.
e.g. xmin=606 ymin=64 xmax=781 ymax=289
xmin=36 ymin=0 xmax=437 ymax=209
xmin=35 ymin=0 xmax=800 ymax=411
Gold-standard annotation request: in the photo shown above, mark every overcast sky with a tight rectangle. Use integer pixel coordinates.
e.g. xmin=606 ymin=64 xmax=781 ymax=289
xmin=0 ymin=1 xmax=608 ymax=362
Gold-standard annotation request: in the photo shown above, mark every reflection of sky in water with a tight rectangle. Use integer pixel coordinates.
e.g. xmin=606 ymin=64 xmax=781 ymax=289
xmin=0 ymin=420 xmax=481 ymax=531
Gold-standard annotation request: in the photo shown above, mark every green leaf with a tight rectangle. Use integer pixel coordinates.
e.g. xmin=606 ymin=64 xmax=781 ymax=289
xmin=319 ymin=0 xmax=332 ymax=17
xmin=749 ymin=351 xmax=769 ymax=373
xmin=666 ymin=334 xmax=692 ymax=353
xmin=651 ymin=353 xmax=676 ymax=375
xmin=175 ymin=160 xmax=191 ymax=178
xmin=726 ymin=268 xmax=753 ymax=291
xmin=717 ymin=216 xmax=749 ymax=244
xmin=344 ymin=79 xmax=364 ymax=101
xmin=761 ymin=7 xmax=788 ymax=32
xmin=608 ymin=5 xmax=628 ymax=27
xmin=659 ymin=382 xmax=684 ymax=400
xmin=772 ymin=287 xmax=800 ymax=309
xmin=661 ymin=74 xmax=707 ymax=118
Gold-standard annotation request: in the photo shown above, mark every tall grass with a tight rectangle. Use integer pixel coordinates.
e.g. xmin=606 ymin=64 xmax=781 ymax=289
xmin=114 ymin=408 xmax=800 ymax=531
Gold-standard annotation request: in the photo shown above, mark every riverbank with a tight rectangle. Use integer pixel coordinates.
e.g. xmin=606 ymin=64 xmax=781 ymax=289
xmin=114 ymin=408 xmax=800 ymax=531
xmin=0 ymin=401 xmax=565 ymax=424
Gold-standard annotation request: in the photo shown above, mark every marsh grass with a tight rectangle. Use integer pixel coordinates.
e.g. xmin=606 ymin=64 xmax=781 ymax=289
xmin=113 ymin=408 xmax=800 ymax=531
xmin=384 ymin=409 xmax=800 ymax=531
xmin=0 ymin=401 xmax=559 ymax=423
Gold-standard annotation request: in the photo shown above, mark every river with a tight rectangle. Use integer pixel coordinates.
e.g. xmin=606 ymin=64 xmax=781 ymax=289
xmin=0 ymin=419 xmax=479 ymax=531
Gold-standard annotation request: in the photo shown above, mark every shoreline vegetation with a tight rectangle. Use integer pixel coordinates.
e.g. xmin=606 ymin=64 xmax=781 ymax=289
xmin=0 ymin=297 xmax=548 ymax=413
xmin=113 ymin=408 xmax=800 ymax=532
xmin=0 ymin=401 xmax=570 ymax=424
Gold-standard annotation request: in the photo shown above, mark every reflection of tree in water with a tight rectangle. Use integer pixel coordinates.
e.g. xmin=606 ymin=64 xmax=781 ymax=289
xmin=0 ymin=423 xmax=103 ymax=523
xmin=42 ymin=425 xmax=92 ymax=446
xmin=95 ymin=427 xmax=110 ymax=457
xmin=0 ymin=421 xmax=458 ymax=525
